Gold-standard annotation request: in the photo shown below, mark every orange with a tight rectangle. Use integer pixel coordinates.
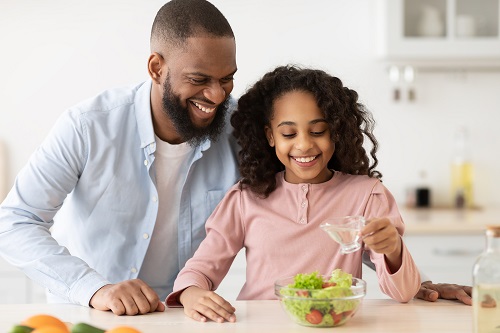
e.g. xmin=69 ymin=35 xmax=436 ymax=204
xmin=105 ymin=326 xmax=142 ymax=333
xmin=21 ymin=314 xmax=69 ymax=333
xmin=31 ymin=326 xmax=69 ymax=333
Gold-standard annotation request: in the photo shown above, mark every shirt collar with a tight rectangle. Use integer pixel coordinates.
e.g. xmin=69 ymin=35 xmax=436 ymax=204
xmin=135 ymin=79 xmax=155 ymax=151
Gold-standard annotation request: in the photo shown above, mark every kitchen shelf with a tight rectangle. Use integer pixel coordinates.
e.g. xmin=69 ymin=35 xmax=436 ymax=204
xmin=377 ymin=0 xmax=500 ymax=69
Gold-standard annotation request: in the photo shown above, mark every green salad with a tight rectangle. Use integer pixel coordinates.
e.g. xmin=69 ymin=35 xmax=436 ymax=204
xmin=279 ymin=269 xmax=361 ymax=327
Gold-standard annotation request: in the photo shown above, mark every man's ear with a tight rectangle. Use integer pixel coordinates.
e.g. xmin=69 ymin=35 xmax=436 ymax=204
xmin=265 ymin=126 xmax=275 ymax=147
xmin=148 ymin=52 xmax=164 ymax=84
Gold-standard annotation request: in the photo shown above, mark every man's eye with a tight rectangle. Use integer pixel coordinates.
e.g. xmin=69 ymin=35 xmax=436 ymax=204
xmin=221 ymin=77 xmax=234 ymax=83
xmin=190 ymin=78 xmax=207 ymax=84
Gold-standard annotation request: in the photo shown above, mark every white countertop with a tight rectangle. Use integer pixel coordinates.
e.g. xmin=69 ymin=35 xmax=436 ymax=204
xmin=400 ymin=206 xmax=500 ymax=235
xmin=0 ymin=299 xmax=472 ymax=333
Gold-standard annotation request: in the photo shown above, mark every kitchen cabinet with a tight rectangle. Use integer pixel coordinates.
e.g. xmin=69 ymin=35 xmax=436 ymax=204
xmin=0 ymin=257 xmax=28 ymax=304
xmin=217 ymin=249 xmax=246 ymax=300
xmin=404 ymin=234 xmax=482 ymax=286
xmin=361 ymin=234 xmax=482 ymax=300
xmin=377 ymin=0 xmax=500 ymax=67
xmin=0 ymin=257 xmax=46 ymax=304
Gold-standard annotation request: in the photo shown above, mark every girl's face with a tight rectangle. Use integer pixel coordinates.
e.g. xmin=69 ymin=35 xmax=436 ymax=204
xmin=265 ymin=90 xmax=335 ymax=184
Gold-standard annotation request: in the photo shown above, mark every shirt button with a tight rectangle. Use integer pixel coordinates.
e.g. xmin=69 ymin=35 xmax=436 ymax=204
xmin=130 ymin=267 xmax=137 ymax=273
xmin=144 ymin=159 xmax=148 ymax=166
xmin=143 ymin=233 xmax=149 ymax=239
xmin=152 ymin=196 xmax=157 ymax=202
xmin=302 ymin=185 xmax=307 ymax=192
xmin=301 ymin=201 xmax=307 ymax=207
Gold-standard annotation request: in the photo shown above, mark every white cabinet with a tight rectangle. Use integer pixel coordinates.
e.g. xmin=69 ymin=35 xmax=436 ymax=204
xmin=0 ymin=257 xmax=46 ymax=304
xmin=403 ymin=234 xmax=483 ymax=286
xmin=377 ymin=0 xmax=500 ymax=66
xmin=362 ymin=234 xmax=484 ymax=300
xmin=0 ymin=257 xmax=28 ymax=304
xmin=216 ymin=249 xmax=246 ymax=301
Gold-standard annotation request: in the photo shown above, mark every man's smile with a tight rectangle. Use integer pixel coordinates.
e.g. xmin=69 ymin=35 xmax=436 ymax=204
xmin=192 ymin=101 xmax=216 ymax=114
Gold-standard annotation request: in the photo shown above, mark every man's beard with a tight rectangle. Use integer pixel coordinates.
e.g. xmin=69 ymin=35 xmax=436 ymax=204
xmin=162 ymin=75 xmax=229 ymax=147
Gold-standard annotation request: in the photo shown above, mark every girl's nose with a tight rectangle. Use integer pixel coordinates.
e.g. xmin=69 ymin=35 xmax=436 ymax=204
xmin=295 ymin=133 xmax=313 ymax=151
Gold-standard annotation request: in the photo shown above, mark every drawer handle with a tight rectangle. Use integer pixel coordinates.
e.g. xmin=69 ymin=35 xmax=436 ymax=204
xmin=432 ymin=248 xmax=482 ymax=257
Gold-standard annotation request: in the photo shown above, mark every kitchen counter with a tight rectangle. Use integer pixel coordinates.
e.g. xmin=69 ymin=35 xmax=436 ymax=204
xmin=400 ymin=206 xmax=500 ymax=235
xmin=0 ymin=299 xmax=472 ymax=332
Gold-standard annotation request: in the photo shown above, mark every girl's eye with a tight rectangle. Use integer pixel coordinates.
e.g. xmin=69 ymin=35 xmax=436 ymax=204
xmin=282 ymin=133 xmax=296 ymax=138
xmin=311 ymin=130 xmax=327 ymax=136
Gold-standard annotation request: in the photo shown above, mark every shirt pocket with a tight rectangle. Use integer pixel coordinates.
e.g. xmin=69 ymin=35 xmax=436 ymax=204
xmin=205 ymin=190 xmax=225 ymax=219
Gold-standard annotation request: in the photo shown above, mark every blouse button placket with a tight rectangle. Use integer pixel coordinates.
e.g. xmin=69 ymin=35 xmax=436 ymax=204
xmin=299 ymin=184 xmax=309 ymax=224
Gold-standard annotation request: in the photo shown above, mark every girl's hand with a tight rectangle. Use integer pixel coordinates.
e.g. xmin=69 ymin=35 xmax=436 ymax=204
xmin=179 ymin=286 xmax=236 ymax=323
xmin=361 ymin=217 xmax=403 ymax=273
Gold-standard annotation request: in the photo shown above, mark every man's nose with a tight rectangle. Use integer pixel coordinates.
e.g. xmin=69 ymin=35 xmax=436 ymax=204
xmin=204 ymin=82 xmax=227 ymax=105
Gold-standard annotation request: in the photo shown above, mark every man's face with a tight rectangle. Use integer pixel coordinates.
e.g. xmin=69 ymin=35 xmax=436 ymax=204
xmin=161 ymin=36 xmax=237 ymax=146
xmin=162 ymin=72 xmax=230 ymax=147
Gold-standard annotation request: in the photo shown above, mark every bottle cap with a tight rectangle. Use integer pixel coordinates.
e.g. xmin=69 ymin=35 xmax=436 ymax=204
xmin=486 ymin=225 xmax=500 ymax=237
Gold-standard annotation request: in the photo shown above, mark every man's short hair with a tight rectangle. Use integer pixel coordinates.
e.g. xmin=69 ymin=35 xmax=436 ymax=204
xmin=151 ymin=0 xmax=234 ymax=51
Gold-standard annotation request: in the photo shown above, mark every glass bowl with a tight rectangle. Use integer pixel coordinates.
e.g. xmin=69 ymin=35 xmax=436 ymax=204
xmin=274 ymin=276 xmax=366 ymax=327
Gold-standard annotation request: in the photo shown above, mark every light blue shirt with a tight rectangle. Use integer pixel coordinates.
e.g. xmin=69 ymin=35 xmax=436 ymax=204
xmin=0 ymin=80 xmax=240 ymax=305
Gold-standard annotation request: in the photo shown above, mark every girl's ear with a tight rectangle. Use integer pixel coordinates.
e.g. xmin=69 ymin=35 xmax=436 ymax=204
xmin=265 ymin=126 xmax=275 ymax=147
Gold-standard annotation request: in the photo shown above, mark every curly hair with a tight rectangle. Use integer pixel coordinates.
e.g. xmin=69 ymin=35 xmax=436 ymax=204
xmin=231 ymin=65 xmax=382 ymax=198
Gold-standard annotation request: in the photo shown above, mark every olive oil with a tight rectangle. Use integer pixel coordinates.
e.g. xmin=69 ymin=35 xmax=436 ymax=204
xmin=473 ymin=226 xmax=500 ymax=333
xmin=451 ymin=161 xmax=474 ymax=208
xmin=473 ymin=284 xmax=500 ymax=333
xmin=451 ymin=127 xmax=474 ymax=208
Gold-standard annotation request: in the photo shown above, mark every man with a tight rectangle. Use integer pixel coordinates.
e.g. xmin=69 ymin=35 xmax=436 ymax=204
xmin=0 ymin=0 xmax=470 ymax=316
xmin=1 ymin=0 xmax=237 ymax=315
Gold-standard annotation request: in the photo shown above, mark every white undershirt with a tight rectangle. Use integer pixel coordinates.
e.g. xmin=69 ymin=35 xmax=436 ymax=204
xmin=138 ymin=136 xmax=195 ymax=299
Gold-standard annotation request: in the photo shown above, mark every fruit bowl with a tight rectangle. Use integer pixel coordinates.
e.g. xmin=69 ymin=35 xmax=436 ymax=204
xmin=275 ymin=275 xmax=366 ymax=327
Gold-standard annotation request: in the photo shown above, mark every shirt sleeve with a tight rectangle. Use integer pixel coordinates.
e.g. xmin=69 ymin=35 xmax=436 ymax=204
xmin=0 ymin=110 xmax=109 ymax=306
xmin=363 ymin=181 xmax=421 ymax=303
xmin=166 ymin=186 xmax=245 ymax=307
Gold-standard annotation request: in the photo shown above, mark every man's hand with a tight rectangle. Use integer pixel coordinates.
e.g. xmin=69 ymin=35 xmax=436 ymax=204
xmin=179 ymin=286 xmax=236 ymax=323
xmin=90 ymin=279 xmax=166 ymax=315
xmin=415 ymin=281 xmax=472 ymax=305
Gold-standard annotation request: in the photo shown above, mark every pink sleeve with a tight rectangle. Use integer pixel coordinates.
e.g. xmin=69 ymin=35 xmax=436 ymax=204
xmin=165 ymin=186 xmax=246 ymax=307
xmin=364 ymin=181 xmax=421 ymax=303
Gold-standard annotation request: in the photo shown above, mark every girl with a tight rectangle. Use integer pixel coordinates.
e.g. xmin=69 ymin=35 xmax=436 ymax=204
xmin=165 ymin=65 xmax=421 ymax=322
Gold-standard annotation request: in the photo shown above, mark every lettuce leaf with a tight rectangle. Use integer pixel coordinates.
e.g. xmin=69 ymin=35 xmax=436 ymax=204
xmin=288 ymin=271 xmax=323 ymax=289
xmin=329 ymin=268 xmax=353 ymax=288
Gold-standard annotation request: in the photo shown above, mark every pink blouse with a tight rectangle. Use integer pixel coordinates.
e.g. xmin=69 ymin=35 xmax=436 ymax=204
xmin=166 ymin=171 xmax=421 ymax=306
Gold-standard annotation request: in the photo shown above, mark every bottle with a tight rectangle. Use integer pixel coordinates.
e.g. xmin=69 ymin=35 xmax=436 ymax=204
xmin=472 ymin=225 xmax=500 ymax=333
xmin=415 ymin=170 xmax=431 ymax=208
xmin=451 ymin=127 xmax=474 ymax=208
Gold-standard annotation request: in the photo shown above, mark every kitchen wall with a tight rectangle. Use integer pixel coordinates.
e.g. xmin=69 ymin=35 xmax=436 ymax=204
xmin=1 ymin=0 xmax=499 ymax=208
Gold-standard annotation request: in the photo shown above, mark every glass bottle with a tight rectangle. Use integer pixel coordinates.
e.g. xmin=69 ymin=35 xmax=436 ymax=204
xmin=451 ymin=127 xmax=474 ymax=208
xmin=472 ymin=225 xmax=500 ymax=333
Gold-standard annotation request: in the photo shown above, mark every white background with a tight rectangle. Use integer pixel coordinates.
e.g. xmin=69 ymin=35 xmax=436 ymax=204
xmin=1 ymin=0 xmax=499 ymax=208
